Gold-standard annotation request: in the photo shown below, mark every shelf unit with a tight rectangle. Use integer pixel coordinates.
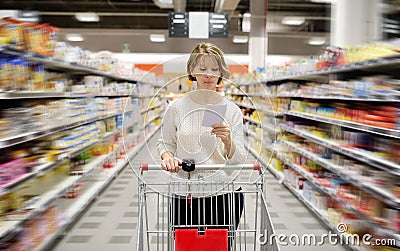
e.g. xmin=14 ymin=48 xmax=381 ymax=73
xmin=286 ymin=111 xmax=400 ymax=139
xmin=280 ymin=125 xmax=400 ymax=207
xmin=239 ymin=54 xmax=400 ymax=86
xmin=277 ymin=139 xmax=399 ymax=242
xmin=0 ymin=92 xmax=161 ymax=99
xmin=233 ymin=101 xmax=284 ymax=117
xmin=32 ymin=126 xmax=160 ymax=251
xmin=236 ymin=54 xmax=400 ymax=249
xmin=0 ymin=45 xmax=153 ymax=85
xmin=280 ymin=124 xmax=400 ymax=176
xmin=0 ymin=130 xmax=119 ymax=196
xmin=0 ymin=45 xmax=165 ymax=249
xmin=243 ymin=116 xmax=281 ymax=134
xmin=245 ymin=143 xmax=363 ymax=251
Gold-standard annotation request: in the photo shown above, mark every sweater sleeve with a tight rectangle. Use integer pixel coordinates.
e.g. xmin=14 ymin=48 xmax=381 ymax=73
xmin=226 ymin=105 xmax=246 ymax=164
xmin=156 ymin=102 xmax=177 ymax=158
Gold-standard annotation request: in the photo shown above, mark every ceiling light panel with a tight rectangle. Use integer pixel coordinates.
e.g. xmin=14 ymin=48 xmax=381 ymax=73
xmin=281 ymin=16 xmax=305 ymax=26
xmin=75 ymin=12 xmax=99 ymax=22
xmin=66 ymin=34 xmax=84 ymax=42
xmin=233 ymin=35 xmax=248 ymax=43
xmin=150 ymin=34 xmax=166 ymax=42
xmin=308 ymin=37 xmax=326 ymax=45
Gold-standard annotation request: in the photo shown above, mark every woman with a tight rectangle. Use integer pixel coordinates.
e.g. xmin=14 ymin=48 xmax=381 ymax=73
xmin=156 ymin=42 xmax=246 ymax=248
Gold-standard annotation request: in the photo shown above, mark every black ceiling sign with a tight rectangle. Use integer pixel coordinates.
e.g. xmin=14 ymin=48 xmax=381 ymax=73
xmin=168 ymin=12 xmax=229 ymax=38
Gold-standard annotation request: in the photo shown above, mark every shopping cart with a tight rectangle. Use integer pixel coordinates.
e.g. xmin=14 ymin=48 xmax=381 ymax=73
xmin=136 ymin=162 xmax=280 ymax=251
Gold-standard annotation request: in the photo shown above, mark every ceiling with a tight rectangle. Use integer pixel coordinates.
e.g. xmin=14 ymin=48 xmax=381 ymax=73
xmin=1 ymin=0 xmax=334 ymax=55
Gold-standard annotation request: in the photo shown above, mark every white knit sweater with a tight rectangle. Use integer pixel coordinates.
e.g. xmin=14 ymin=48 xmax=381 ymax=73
xmin=156 ymin=94 xmax=246 ymax=182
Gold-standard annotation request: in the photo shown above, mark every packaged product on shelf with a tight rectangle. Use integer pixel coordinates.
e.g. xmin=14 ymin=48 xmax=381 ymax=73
xmin=2 ymin=107 xmax=35 ymax=134
xmin=310 ymin=191 xmax=331 ymax=211
xmin=23 ymin=22 xmax=44 ymax=54
xmin=0 ymin=56 xmax=30 ymax=91
xmin=84 ymin=75 xmax=104 ymax=93
xmin=0 ymin=17 xmax=25 ymax=49
xmin=96 ymin=120 xmax=107 ymax=137
xmin=93 ymin=50 xmax=114 ymax=72
xmin=105 ymin=117 xmax=116 ymax=132
xmin=53 ymin=41 xmax=68 ymax=61
xmin=39 ymin=23 xmax=59 ymax=56
xmin=384 ymin=208 xmax=400 ymax=232
xmin=38 ymin=71 xmax=69 ymax=92
xmin=344 ymin=41 xmax=399 ymax=64
xmin=302 ymin=180 xmax=315 ymax=201
xmin=103 ymin=151 xmax=117 ymax=169
xmin=116 ymin=114 xmax=123 ymax=130
xmin=0 ymin=159 xmax=30 ymax=185
xmin=30 ymin=62 xmax=45 ymax=91
xmin=340 ymin=213 xmax=365 ymax=234
xmin=69 ymin=152 xmax=91 ymax=175
xmin=62 ymin=181 xmax=84 ymax=199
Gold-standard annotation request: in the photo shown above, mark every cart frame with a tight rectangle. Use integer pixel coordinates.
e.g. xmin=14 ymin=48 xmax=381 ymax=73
xmin=136 ymin=163 xmax=280 ymax=251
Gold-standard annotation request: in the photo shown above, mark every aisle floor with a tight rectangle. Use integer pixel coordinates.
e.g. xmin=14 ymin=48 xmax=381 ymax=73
xmin=52 ymin=133 xmax=347 ymax=251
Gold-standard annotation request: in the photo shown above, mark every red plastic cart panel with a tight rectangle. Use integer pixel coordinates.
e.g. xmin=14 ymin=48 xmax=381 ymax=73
xmin=175 ymin=229 xmax=228 ymax=251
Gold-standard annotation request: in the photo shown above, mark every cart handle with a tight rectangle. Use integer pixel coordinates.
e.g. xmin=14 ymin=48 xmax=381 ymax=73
xmin=140 ymin=162 xmax=262 ymax=172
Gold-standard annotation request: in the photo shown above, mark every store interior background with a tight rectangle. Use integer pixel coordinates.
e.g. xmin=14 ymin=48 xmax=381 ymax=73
xmin=0 ymin=0 xmax=369 ymax=90
xmin=2 ymin=0 xmax=397 ymax=90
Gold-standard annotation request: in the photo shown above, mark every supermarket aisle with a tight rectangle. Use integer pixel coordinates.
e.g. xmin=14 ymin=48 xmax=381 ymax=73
xmin=52 ymin=132 xmax=346 ymax=251
xmin=52 ymin=134 xmax=160 ymax=251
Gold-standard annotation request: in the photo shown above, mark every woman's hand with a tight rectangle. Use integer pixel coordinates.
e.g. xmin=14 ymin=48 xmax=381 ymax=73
xmin=211 ymin=123 xmax=231 ymax=146
xmin=211 ymin=123 xmax=236 ymax=159
xmin=161 ymin=152 xmax=182 ymax=173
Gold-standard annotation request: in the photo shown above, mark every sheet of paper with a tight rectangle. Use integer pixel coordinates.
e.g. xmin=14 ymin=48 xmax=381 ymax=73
xmin=202 ymin=104 xmax=227 ymax=127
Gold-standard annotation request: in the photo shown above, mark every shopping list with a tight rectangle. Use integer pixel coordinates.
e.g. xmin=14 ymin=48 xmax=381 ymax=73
xmin=202 ymin=104 xmax=227 ymax=127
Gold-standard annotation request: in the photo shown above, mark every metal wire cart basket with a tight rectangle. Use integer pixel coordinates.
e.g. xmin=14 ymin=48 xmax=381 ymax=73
xmin=136 ymin=162 xmax=280 ymax=251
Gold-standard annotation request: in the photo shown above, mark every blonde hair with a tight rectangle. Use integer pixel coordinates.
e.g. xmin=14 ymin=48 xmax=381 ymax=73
xmin=187 ymin=42 xmax=230 ymax=85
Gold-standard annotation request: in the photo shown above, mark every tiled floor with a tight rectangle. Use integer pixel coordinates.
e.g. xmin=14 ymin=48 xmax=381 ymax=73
xmin=52 ymin=133 xmax=347 ymax=251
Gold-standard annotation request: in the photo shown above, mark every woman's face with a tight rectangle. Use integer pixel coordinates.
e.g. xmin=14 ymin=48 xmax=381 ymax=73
xmin=191 ymin=55 xmax=221 ymax=91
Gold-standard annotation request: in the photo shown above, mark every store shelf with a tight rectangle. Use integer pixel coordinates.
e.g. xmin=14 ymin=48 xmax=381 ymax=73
xmin=244 ymin=117 xmax=281 ymax=134
xmin=246 ymin=142 xmax=365 ymax=251
xmin=259 ymin=108 xmax=284 ymax=117
xmin=286 ymin=110 xmax=400 ymax=139
xmin=140 ymin=103 xmax=163 ymax=114
xmin=33 ymin=125 xmax=160 ymax=251
xmin=0 ymin=91 xmax=135 ymax=99
xmin=0 ymin=112 xmax=123 ymax=150
xmin=244 ymin=129 xmax=278 ymax=154
xmin=227 ymin=92 xmax=265 ymax=97
xmin=37 ymin=156 xmax=125 ymax=251
xmin=278 ymin=136 xmax=400 ymax=209
xmin=234 ymin=101 xmax=255 ymax=110
xmin=239 ymin=54 xmax=400 ymax=86
xmin=277 ymin=139 xmax=400 ymax=244
xmin=244 ymin=116 xmax=261 ymax=126
xmin=233 ymin=52 xmax=400 ymax=249
xmin=262 ymin=124 xmax=281 ymax=134
xmin=140 ymin=115 xmax=161 ymax=130
xmin=132 ymin=94 xmax=158 ymax=99
xmin=234 ymin=101 xmax=284 ymax=117
xmin=244 ymin=129 xmax=258 ymax=139
xmin=0 ymin=45 xmax=154 ymax=85
xmin=0 ymin=150 xmax=115 ymax=240
xmin=270 ymin=94 xmax=400 ymax=102
xmin=280 ymin=124 xmax=400 ymax=176
xmin=246 ymin=144 xmax=284 ymax=182
xmin=282 ymin=182 xmax=362 ymax=251
xmin=0 ymin=130 xmax=119 ymax=198
xmin=0 ymin=123 xmax=159 ymax=244
xmin=69 ymin=130 xmax=120 ymax=159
